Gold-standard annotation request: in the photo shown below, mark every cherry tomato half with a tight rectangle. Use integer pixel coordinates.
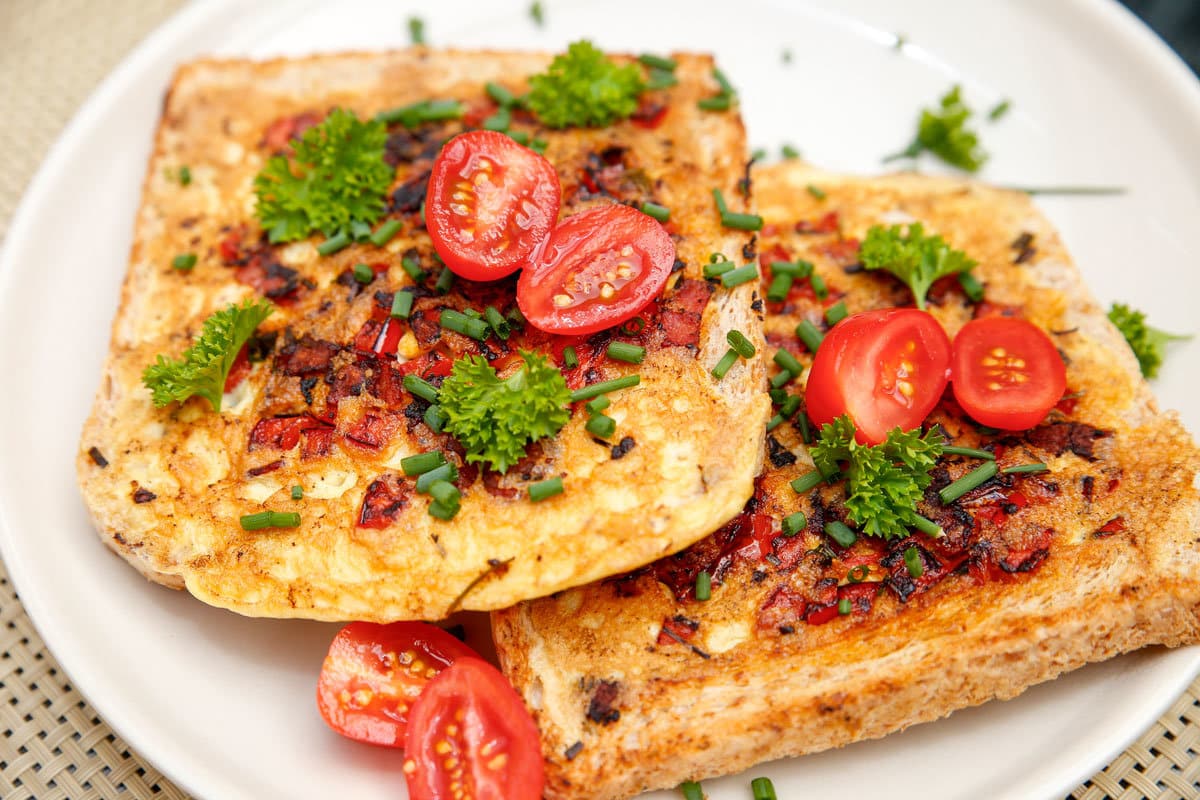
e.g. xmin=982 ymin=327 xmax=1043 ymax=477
xmin=403 ymin=658 xmax=545 ymax=800
xmin=315 ymin=621 xmax=477 ymax=747
xmin=517 ymin=204 xmax=676 ymax=335
xmin=950 ymin=317 xmax=1066 ymax=430
xmin=426 ymin=130 xmax=561 ymax=282
xmin=805 ymin=308 xmax=952 ymax=444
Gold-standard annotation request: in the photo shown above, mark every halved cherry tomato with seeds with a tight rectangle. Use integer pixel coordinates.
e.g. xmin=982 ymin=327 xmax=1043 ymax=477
xmin=315 ymin=622 xmax=477 ymax=747
xmin=517 ymin=204 xmax=675 ymax=335
xmin=805 ymin=308 xmax=951 ymax=444
xmin=950 ymin=317 xmax=1066 ymax=430
xmin=426 ymin=131 xmax=561 ymax=282
xmin=403 ymin=658 xmax=544 ymax=800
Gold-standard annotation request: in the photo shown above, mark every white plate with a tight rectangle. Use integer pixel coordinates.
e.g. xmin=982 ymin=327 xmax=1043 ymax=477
xmin=1 ymin=0 xmax=1198 ymax=797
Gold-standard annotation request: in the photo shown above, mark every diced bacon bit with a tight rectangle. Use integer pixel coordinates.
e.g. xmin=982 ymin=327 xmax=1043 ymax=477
xmin=1094 ymin=516 xmax=1126 ymax=538
xmin=235 ymin=251 xmax=302 ymax=304
xmin=223 ymin=346 xmax=252 ymax=392
xmin=461 ymin=99 xmax=495 ymax=128
xmin=630 ymin=99 xmax=668 ymax=129
xmin=1056 ymin=390 xmax=1081 ymax=416
xmin=396 ymin=351 xmax=453 ymax=380
xmin=795 ymin=211 xmax=840 ymax=235
xmin=657 ymin=278 xmax=713 ymax=348
xmin=818 ymin=238 xmax=860 ymax=267
xmin=301 ymin=425 xmax=335 ymax=459
xmin=358 ymin=474 xmax=410 ymax=529
xmin=759 ymin=243 xmax=792 ymax=271
xmin=327 ymin=361 xmax=368 ymax=405
xmin=997 ymin=527 xmax=1054 ymax=574
xmin=262 ymin=111 xmax=321 ymax=153
xmin=407 ymin=307 xmax=443 ymax=348
xmin=656 ymin=615 xmax=699 ymax=646
xmin=343 ymin=413 xmax=400 ymax=451
xmin=765 ymin=331 xmax=808 ymax=364
xmin=247 ymin=459 xmax=283 ymax=477
xmin=275 ymin=337 xmax=339 ymax=376
xmin=1107 ymin=477 xmax=1121 ymax=493
xmin=757 ymin=586 xmax=806 ymax=632
xmin=651 ymin=511 xmax=773 ymax=601
xmin=761 ymin=223 xmax=779 ymax=237
xmin=367 ymin=361 xmax=407 ymax=408
xmin=248 ymin=415 xmax=324 ymax=451
xmin=219 ymin=227 xmax=249 ymax=265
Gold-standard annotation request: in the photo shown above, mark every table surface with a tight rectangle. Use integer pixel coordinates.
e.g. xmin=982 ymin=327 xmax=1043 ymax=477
xmin=1 ymin=1 xmax=1198 ymax=798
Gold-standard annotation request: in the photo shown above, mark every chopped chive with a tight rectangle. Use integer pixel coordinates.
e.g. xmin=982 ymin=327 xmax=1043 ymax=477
xmin=569 ymin=375 xmax=640 ymax=402
xmin=440 ymin=309 xmax=490 ymax=341
xmin=797 ymin=413 xmax=812 ymax=444
xmin=486 ymin=81 xmax=517 ymax=107
xmin=698 ymin=94 xmax=732 ymax=111
xmin=584 ymin=396 xmax=611 ymax=415
xmin=416 ymin=462 xmax=459 ymax=493
xmin=781 ymin=511 xmax=807 ymax=537
xmin=912 ymin=517 xmax=943 ymax=539
xmin=824 ymin=521 xmax=857 ymax=548
xmin=750 ymin=148 xmax=767 ymax=162
xmin=680 ymin=781 xmax=704 ymax=800
xmin=171 ymin=252 xmax=197 ymax=271
xmin=1003 ymin=185 xmax=1127 ymax=196
xmin=507 ymin=305 xmax=526 ymax=327
xmin=847 ymin=564 xmax=870 ymax=583
xmin=1002 ymin=462 xmax=1049 ymax=475
xmin=352 ymin=263 xmax=374 ymax=284
xmin=711 ymin=348 xmax=739 ymax=379
xmin=958 ymin=271 xmax=985 ymax=302
xmin=638 ymin=53 xmax=678 ymax=71
xmin=619 ymin=316 xmax=647 ymax=336
xmin=695 ymin=570 xmax=712 ymax=601
xmin=770 ymin=369 xmax=794 ymax=389
xmin=766 ymin=413 xmax=786 ymax=432
xmin=806 ymin=183 xmax=827 ymax=200
xmin=375 ymin=99 xmax=463 ymax=127
xmin=709 ymin=252 xmax=726 ymax=263
xmin=401 ymin=255 xmax=426 ymax=282
xmin=778 ymin=395 xmax=801 ymax=419
xmin=790 ymin=470 xmax=824 ymax=494
xmin=423 ymin=403 xmax=448 ymax=432
xmin=824 ymin=301 xmax=848 ymax=326
xmin=291 ymin=485 xmax=303 ymax=500
xmin=529 ymin=0 xmax=544 ymax=26
xmin=483 ymin=306 xmax=511 ymax=340
xmin=408 ymin=16 xmax=425 ymax=44
xmin=483 ymin=107 xmax=512 ymax=132
xmin=369 ymin=218 xmax=403 ymax=247
xmin=720 ymin=212 xmax=764 ymax=231
xmin=712 ymin=67 xmax=735 ymax=95
xmin=773 ymin=348 xmax=804 ymax=375
xmin=240 ymin=510 xmax=301 ymax=531
xmin=508 ymin=130 xmax=530 ymax=145
xmin=904 ymin=546 xmax=924 ymax=578
xmin=529 ymin=138 xmax=548 ymax=154
xmin=640 ymin=201 xmax=671 ymax=223
xmin=350 ymin=219 xmax=373 ymax=241
xmin=769 ymin=388 xmax=788 ymax=405
xmin=316 ymin=232 xmax=350 ymax=256
xmin=178 ymin=165 xmax=192 ymax=185
xmin=562 ymin=346 xmax=579 ymax=369
xmin=795 ymin=319 xmax=824 ymax=353
xmin=810 ymin=272 xmax=828 ymax=300
xmin=703 ymin=260 xmax=736 ymax=278
xmin=750 ymin=776 xmax=777 ymax=800
xmin=767 ymin=273 xmax=794 ymax=303
xmin=427 ymin=500 xmax=459 ymax=520
xmin=401 ymin=451 xmax=445 ymax=476
xmin=390 ymin=290 xmax=414 ymax=319
xmin=607 ymin=342 xmax=646 ymax=364
xmin=645 ymin=69 xmax=679 ymax=90
xmin=988 ymin=99 xmax=1011 ymax=121
xmin=428 ymin=480 xmax=461 ymax=508
xmin=782 ymin=144 xmax=801 ymax=160
xmin=939 ymin=461 xmax=999 ymax=504
xmin=726 ymin=330 xmax=756 ymax=358
xmin=838 ymin=597 xmax=852 ymax=615
xmin=419 ymin=201 xmax=426 ymax=226
xmin=529 ymin=476 xmax=563 ymax=502
xmin=942 ymin=445 xmax=995 ymax=460
xmin=721 ymin=264 xmax=759 ymax=288
xmin=770 ymin=259 xmax=813 ymax=277
xmin=435 ymin=268 xmax=455 ymax=295
xmin=585 ymin=413 xmax=617 ymax=439
xmin=403 ymin=374 xmax=439 ymax=403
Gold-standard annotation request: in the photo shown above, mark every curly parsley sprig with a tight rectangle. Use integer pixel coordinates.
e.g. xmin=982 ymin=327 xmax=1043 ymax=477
xmin=438 ymin=351 xmax=571 ymax=472
xmin=810 ymin=416 xmax=944 ymax=540
xmin=526 ymin=40 xmax=645 ymax=128
xmin=885 ymin=85 xmax=988 ymax=173
xmin=254 ymin=108 xmax=392 ymax=243
xmin=1107 ymin=302 xmax=1192 ymax=379
xmin=142 ymin=299 xmax=273 ymax=412
xmin=859 ymin=222 xmax=977 ymax=310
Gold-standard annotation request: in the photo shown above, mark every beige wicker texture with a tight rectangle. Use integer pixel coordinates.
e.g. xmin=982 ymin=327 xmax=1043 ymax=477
xmin=0 ymin=0 xmax=1196 ymax=798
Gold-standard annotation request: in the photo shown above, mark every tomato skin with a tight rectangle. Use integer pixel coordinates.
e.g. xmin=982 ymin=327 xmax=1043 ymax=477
xmin=403 ymin=658 xmax=545 ymax=800
xmin=426 ymin=131 xmax=562 ymax=282
xmin=315 ymin=622 xmax=477 ymax=748
xmin=950 ymin=317 xmax=1066 ymax=430
xmin=517 ymin=204 xmax=676 ymax=335
xmin=805 ymin=308 xmax=952 ymax=444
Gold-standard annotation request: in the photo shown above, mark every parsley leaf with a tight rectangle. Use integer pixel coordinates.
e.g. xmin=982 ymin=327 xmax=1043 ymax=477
xmin=254 ymin=108 xmax=392 ymax=243
xmin=810 ymin=416 xmax=943 ymax=540
xmin=1107 ymin=302 xmax=1191 ymax=379
xmin=859 ymin=222 xmax=977 ymax=310
xmin=885 ymin=85 xmax=988 ymax=173
xmin=526 ymin=40 xmax=645 ymax=128
xmin=142 ymin=299 xmax=273 ymax=412
xmin=439 ymin=351 xmax=571 ymax=472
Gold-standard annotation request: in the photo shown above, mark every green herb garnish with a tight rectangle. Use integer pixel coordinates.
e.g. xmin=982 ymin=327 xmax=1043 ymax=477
xmin=859 ymin=222 xmax=977 ymax=310
xmin=1107 ymin=302 xmax=1192 ymax=379
xmin=526 ymin=40 xmax=644 ymax=128
xmin=885 ymin=85 xmax=988 ymax=172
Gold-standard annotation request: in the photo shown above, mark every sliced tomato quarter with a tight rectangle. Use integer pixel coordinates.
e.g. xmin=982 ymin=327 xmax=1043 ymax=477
xmin=426 ymin=130 xmax=561 ymax=282
xmin=403 ymin=657 xmax=545 ymax=800
xmin=315 ymin=621 xmax=477 ymax=748
xmin=805 ymin=308 xmax=952 ymax=444
xmin=517 ymin=204 xmax=676 ymax=335
xmin=950 ymin=317 xmax=1066 ymax=430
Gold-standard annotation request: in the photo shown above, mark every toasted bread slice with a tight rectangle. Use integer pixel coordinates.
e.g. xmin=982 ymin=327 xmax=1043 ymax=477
xmin=491 ymin=164 xmax=1200 ymax=799
xmin=75 ymin=50 xmax=769 ymax=622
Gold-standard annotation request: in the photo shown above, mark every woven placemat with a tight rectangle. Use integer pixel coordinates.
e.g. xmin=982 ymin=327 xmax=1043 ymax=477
xmin=1 ymin=1 xmax=1198 ymax=798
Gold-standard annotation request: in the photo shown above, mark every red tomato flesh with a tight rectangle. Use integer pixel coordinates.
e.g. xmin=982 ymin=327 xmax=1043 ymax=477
xmin=315 ymin=621 xmax=477 ymax=748
xmin=517 ymin=204 xmax=676 ymax=335
xmin=805 ymin=308 xmax=952 ymax=444
xmin=950 ymin=317 xmax=1066 ymax=430
xmin=403 ymin=658 xmax=545 ymax=800
xmin=426 ymin=131 xmax=561 ymax=282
